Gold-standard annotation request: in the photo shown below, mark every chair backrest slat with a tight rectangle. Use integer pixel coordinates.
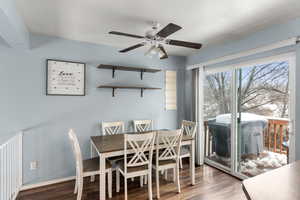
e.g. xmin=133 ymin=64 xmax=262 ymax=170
xmin=156 ymin=129 xmax=183 ymax=162
xmin=102 ymin=121 xmax=125 ymax=135
xmin=68 ymin=129 xmax=83 ymax=174
xmin=181 ymin=120 xmax=197 ymax=138
xmin=124 ymin=132 xmax=156 ymax=172
xmin=133 ymin=120 xmax=153 ymax=133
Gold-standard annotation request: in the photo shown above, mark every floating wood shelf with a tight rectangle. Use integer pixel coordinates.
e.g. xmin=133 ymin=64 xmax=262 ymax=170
xmin=97 ymin=64 xmax=161 ymax=80
xmin=97 ymin=85 xmax=161 ymax=97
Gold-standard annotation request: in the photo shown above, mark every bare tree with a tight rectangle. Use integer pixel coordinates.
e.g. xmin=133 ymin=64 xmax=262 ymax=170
xmin=206 ymin=72 xmax=231 ymax=114
xmin=204 ymin=61 xmax=289 ymax=119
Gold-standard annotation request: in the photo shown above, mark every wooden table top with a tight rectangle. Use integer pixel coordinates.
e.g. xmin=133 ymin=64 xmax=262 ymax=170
xmin=91 ymin=130 xmax=193 ymax=154
xmin=242 ymin=161 xmax=300 ymax=200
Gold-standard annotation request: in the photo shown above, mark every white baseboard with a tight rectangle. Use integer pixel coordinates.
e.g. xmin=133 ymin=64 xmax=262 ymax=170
xmin=21 ymin=176 xmax=75 ymax=191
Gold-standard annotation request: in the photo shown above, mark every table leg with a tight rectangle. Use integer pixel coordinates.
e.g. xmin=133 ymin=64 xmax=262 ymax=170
xmin=190 ymin=140 xmax=195 ymax=185
xmin=99 ymin=155 xmax=106 ymax=200
xmin=91 ymin=143 xmax=95 ymax=182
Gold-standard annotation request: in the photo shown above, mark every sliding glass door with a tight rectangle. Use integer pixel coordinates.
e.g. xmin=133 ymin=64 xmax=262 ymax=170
xmin=236 ymin=60 xmax=292 ymax=177
xmin=203 ymin=53 xmax=295 ymax=178
xmin=203 ymin=70 xmax=233 ymax=171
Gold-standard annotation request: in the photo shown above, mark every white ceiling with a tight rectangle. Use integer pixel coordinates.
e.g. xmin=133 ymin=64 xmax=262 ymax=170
xmin=16 ymin=0 xmax=300 ymax=56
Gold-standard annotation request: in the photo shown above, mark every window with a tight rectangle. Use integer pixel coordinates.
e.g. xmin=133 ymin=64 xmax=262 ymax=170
xmin=201 ymin=53 xmax=296 ymax=179
xmin=165 ymin=70 xmax=177 ymax=110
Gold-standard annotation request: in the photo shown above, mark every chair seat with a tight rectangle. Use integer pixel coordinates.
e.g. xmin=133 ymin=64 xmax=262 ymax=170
xmin=153 ymin=159 xmax=176 ymax=166
xmin=180 ymin=146 xmax=190 ymax=156
xmin=83 ymin=157 xmax=111 ymax=173
xmin=107 ymin=154 xmax=136 ymax=168
xmin=107 ymin=155 xmax=125 ymax=162
xmin=107 ymin=153 xmax=136 ymax=162
xmin=116 ymin=160 xmax=148 ymax=173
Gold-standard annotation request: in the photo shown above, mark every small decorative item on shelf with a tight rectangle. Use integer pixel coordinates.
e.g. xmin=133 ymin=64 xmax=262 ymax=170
xmin=46 ymin=59 xmax=86 ymax=96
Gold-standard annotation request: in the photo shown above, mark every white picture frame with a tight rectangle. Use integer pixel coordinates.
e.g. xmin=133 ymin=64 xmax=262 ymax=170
xmin=46 ymin=59 xmax=86 ymax=96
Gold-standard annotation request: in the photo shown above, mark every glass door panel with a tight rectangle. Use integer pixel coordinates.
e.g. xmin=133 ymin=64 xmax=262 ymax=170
xmin=237 ymin=61 xmax=290 ymax=177
xmin=204 ymin=71 xmax=233 ymax=170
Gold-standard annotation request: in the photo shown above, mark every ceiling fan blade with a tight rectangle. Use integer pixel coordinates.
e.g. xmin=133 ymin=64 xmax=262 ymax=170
xmin=167 ymin=39 xmax=202 ymax=49
xmin=156 ymin=23 xmax=182 ymax=38
xmin=119 ymin=43 xmax=145 ymax=53
xmin=109 ymin=31 xmax=144 ymax=39
xmin=158 ymin=45 xmax=168 ymax=59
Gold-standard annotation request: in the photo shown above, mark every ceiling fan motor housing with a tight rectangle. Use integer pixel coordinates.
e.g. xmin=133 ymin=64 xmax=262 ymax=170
xmin=145 ymin=22 xmax=160 ymax=38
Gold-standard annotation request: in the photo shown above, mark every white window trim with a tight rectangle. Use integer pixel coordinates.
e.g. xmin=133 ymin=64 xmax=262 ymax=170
xmin=204 ymin=52 xmax=295 ymax=74
xmin=187 ymin=37 xmax=298 ymax=70
xmin=165 ymin=70 xmax=177 ymax=110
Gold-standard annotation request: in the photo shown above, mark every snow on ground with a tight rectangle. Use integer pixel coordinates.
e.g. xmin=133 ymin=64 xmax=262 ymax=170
xmin=215 ymin=112 xmax=268 ymax=124
xmin=240 ymin=151 xmax=287 ymax=177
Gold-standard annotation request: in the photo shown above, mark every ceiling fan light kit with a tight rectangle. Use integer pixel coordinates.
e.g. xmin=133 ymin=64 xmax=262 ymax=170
xmin=144 ymin=44 xmax=166 ymax=59
xmin=144 ymin=45 xmax=157 ymax=57
xmin=109 ymin=22 xmax=202 ymax=59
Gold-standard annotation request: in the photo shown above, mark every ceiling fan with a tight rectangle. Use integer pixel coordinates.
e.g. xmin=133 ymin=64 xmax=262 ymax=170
xmin=109 ymin=22 xmax=202 ymax=59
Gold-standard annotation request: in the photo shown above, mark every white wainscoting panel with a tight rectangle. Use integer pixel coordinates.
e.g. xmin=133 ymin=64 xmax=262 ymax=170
xmin=0 ymin=133 xmax=22 ymax=200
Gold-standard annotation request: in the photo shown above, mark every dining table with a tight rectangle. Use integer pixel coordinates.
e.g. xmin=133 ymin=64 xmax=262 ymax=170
xmin=242 ymin=160 xmax=300 ymax=200
xmin=90 ymin=129 xmax=196 ymax=200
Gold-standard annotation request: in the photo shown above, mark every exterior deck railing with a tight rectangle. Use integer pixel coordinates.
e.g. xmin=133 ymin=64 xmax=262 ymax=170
xmin=204 ymin=118 xmax=289 ymax=157
xmin=264 ymin=118 xmax=289 ymax=154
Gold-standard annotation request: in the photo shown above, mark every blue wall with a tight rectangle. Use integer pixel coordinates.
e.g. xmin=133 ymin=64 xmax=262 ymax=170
xmin=185 ymin=17 xmax=300 ymax=161
xmin=3 ymin=17 xmax=300 ymax=186
xmin=0 ymin=34 xmax=186 ymax=185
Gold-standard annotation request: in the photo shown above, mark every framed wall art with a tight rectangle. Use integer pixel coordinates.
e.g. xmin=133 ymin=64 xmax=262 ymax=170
xmin=46 ymin=59 xmax=86 ymax=96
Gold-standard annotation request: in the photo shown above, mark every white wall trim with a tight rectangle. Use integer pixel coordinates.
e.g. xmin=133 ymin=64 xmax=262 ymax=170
xmin=287 ymin=53 xmax=296 ymax=163
xmin=21 ymin=176 xmax=75 ymax=191
xmin=187 ymin=37 xmax=299 ymax=70
xmin=204 ymin=52 xmax=296 ymax=75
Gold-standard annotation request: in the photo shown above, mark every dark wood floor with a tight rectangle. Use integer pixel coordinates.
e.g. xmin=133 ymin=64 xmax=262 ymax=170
xmin=17 ymin=164 xmax=247 ymax=200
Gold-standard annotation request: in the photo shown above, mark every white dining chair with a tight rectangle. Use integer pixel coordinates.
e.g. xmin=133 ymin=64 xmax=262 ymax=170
xmin=153 ymin=129 xmax=183 ymax=199
xmin=90 ymin=121 xmax=124 ymax=184
xmin=101 ymin=121 xmax=125 ymax=164
xmin=133 ymin=119 xmax=153 ymax=185
xmin=133 ymin=120 xmax=153 ymax=132
xmin=179 ymin=120 xmax=197 ymax=169
xmin=115 ymin=132 xmax=156 ymax=200
xmin=101 ymin=121 xmax=143 ymax=186
xmin=68 ymin=129 xmax=112 ymax=200
xmin=102 ymin=121 xmax=125 ymax=135
xmin=100 ymin=121 xmax=127 ymax=181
